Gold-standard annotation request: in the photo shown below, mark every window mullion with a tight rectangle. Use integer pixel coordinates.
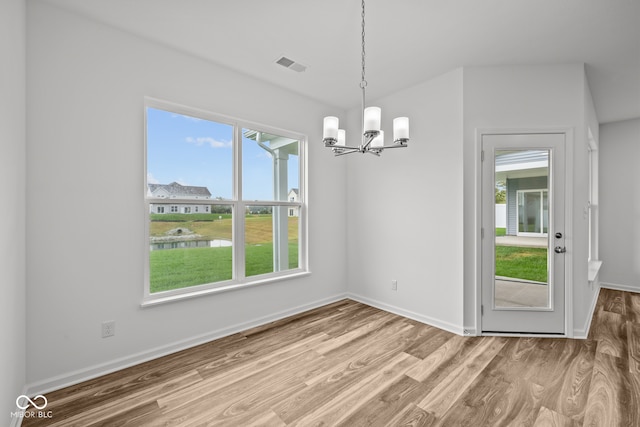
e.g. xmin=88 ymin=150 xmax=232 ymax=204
xmin=234 ymin=124 xmax=246 ymax=282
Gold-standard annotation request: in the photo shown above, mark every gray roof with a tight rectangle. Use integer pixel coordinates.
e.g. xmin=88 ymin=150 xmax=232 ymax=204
xmin=148 ymin=182 xmax=211 ymax=197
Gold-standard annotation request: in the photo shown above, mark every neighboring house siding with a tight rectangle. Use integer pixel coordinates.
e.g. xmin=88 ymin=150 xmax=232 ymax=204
xmin=153 ymin=204 xmax=212 ymax=214
xmin=148 ymin=182 xmax=212 ymax=214
xmin=506 ymin=176 xmax=548 ymax=235
xmin=288 ymin=188 xmax=300 ymax=217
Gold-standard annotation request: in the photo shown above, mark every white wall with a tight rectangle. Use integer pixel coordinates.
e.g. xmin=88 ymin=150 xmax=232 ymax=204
xmin=346 ymin=69 xmax=465 ymax=333
xmin=0 ymin=0 xmax=26 ymax=422
xmin=579 ymin=73 xmax=601 ymax=334
xmin=26 ymin=2 xmax=348 ymax=391
xmin=462 ymin=64 xmax=597 ymax=336
xmin=599 ymin=118 xmax=640 ymax=291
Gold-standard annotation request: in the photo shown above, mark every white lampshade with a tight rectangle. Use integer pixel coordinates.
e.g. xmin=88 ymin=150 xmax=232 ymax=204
xmin=323 ymin=116 xmax=339 ymax=140
xmin=371 ymin=130 xmax=384 ymax=148
xmin=393 ymin=117 xmax=409 ymax=141
xmin=337 ymin=129 xmax=346 ymax=146
xmin=363 ymin=107 xmax=381 ymax=133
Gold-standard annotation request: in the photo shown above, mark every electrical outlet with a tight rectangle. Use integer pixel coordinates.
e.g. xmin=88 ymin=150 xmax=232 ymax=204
xmin=102 ymin=320 xmax=115 ymax=338
xmin=391 ymin=280 xmax=398 ymax=291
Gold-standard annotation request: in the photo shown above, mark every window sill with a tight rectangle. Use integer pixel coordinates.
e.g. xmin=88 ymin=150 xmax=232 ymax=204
xmin=141 ymin=270 xmax=311 ymax=308
xmin=588 ymin=260 xmax=602 ymax=282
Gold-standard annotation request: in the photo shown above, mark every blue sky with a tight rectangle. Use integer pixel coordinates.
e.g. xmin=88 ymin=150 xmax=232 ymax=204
xmin=147 ymin=108 xmax=299 ymax=201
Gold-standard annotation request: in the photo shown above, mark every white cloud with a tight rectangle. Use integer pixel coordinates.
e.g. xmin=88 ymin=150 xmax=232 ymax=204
xmin=186 ymin=136 xmax=232 ymax=148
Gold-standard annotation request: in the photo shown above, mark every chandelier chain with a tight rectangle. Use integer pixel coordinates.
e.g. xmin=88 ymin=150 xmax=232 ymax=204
xmin=361 ymin=0 xmax=366 ymax=89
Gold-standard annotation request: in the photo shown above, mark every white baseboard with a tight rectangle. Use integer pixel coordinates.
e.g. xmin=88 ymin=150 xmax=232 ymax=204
xmin=347 ymin=293 xmax=464 ymax=336
xmin=26 ymin=293 xmax=348 ymax=396
xmin=8 ymin=385 xmax=28 ymax=427
xmin=462 ymin=327 xmax=478 ymax=336
xmin=573 ymin=284 xmax=601 ymax=339
xmin=600 ymin=282 xmax=640 ymax=294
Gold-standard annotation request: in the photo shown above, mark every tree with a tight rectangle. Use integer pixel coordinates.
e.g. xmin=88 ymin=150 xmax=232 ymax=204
xmin=495 ymin=181 xmax=506 ymax=204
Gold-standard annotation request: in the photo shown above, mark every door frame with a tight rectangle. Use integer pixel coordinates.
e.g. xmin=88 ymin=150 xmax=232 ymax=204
xmin=474 ymin=128 xmax=574 ymax=337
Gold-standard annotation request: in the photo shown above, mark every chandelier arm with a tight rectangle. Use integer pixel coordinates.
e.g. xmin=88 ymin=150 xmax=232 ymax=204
xmin=339 ymin=144 xmax=365 ymax=151
xmin=334 ymin=148 xmax=361 ymax=157
xmin=379 ymin=142 xmax=409 ymax=149
xmin=362 ymin=131 xmax=378 ymax=151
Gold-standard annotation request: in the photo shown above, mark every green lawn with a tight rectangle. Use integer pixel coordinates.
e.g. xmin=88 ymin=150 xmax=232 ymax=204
xmin=495 ymin=246 xmax=547 ymax=283
xmin=149 ymin=213 xmax=299 ymax=293
xmin=150 ymin=226 xmax=299 ymax=293
xmin=494 ymin=228 xmax=546 ymax=282
xmin=150 ymin=215 xmax=544 ymax=291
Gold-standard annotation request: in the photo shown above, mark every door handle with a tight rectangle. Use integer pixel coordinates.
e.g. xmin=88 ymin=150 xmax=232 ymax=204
xmin=554 ymin=246 xmax=567 ymax=254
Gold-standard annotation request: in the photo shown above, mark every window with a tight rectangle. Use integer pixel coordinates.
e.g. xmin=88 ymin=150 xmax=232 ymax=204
xmin=516 ymin=189 xmax=548 ymax=236
xmin=157 ymin=206 xmax=164 ymax=214
xmin=144 ymin=99 xmax=306 ymax=303
xmin=587 ymin=134 xmax=599 ymax=263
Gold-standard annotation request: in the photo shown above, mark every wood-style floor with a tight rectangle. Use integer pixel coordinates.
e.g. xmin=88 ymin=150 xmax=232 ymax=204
xmin=23 ymin=288 xmax=640 ymax=426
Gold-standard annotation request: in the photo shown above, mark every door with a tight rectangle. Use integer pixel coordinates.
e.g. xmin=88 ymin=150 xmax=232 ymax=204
xmin=481 ymin=133 xmax=566 ymax=334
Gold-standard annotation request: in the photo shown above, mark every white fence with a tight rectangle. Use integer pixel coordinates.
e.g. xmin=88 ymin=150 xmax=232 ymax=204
xmin=495 ymin=204 xmax=506 ymax=228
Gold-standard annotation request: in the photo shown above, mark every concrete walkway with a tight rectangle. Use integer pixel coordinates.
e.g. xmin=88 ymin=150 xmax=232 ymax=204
xmin=495 ymin=279 xmax=548 ymax=307
xmin=495 ymin=235 xmax=547 ymax=248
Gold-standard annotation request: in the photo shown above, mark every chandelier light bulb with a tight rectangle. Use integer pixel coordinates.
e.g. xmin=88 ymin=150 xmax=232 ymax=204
xmin=363 ymin=107 xmax=381 ymax=133
xmin=323 ymin=116 xmax=339 ymax=140
xmin=393 ymin=117 xmax=410 ymax=142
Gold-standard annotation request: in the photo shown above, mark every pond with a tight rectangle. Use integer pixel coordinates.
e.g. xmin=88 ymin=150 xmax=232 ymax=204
xmin=150 ymin=239 xmax=232 ymax=251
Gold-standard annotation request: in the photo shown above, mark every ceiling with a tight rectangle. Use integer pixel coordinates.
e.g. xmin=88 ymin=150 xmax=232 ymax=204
xmin=42 ymin=0 xmax=640 ymax=124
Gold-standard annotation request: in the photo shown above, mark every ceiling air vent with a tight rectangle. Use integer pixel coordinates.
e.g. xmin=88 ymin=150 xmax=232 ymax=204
xmin=275 ymin=56 xmax=307 ymax=73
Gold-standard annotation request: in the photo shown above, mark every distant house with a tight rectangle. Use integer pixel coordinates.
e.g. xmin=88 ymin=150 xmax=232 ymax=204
xmin=495 ymin=151 xmax=548 ymax=236
xmin=288 ymin=188 xmax=299 ymax=217
xmin=148 ymin=182 xmax=212 ymax=214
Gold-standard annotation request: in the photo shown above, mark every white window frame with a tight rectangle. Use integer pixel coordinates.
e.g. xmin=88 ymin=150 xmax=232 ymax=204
xmin=587 ymin=133 xmax=602 ymax=281
xmin=143 ymin=98 xmax=308 ymax=306
xmin=516 ymin=188 xmax=549 ymax=237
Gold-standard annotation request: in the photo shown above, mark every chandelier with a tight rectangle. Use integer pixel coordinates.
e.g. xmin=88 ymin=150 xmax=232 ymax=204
xmin=322 ymin=0 xmax=409 ymax=156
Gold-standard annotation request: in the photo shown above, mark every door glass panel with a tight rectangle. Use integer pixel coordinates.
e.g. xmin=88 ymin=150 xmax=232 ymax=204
xmin=494 ymin=150 xmax=550 ymax=308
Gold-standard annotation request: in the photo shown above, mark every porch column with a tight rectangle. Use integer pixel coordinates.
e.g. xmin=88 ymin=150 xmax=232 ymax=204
xmin=273 ymin=148 xmax=289 ymax=272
